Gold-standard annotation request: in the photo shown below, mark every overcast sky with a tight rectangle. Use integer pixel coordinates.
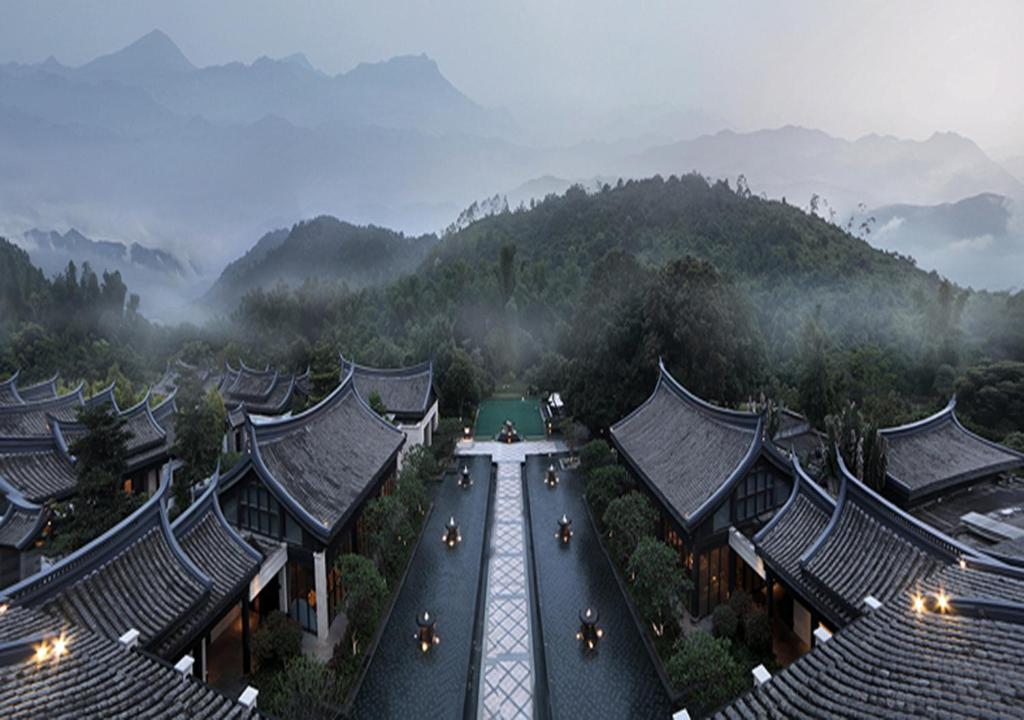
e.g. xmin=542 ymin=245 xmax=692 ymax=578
xmin=2 ymin=0 xmax=1022 ymax=155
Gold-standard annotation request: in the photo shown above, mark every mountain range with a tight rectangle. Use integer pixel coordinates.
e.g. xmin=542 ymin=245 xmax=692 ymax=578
xmin=1 ymin=29 xmax=1023 ymax=302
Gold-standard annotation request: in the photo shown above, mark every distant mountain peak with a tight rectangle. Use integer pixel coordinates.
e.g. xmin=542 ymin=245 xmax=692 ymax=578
xmin=279 ymin=52 xmax=315 ymax=72
xmin=81 ymin=28 xmax=194 ymax=78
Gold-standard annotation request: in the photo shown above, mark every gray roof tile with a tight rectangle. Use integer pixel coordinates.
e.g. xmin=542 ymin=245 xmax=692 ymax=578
xmin=340 ymin=354 xmax=435 ymax=418
xmin=610 ymin=361 xmax=762 ymax=528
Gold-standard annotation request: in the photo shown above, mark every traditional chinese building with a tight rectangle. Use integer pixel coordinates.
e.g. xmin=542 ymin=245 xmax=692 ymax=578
xmin=340 ymin=353 xmax=440 ymax=460
xmin=218 ymin=361 xmax=309 ymax=452
xmin=217 ymin=369 xmax=405 ymax=649
xmin=754 ymin=452 xmax=983 ymax=658
xmin=880 ymin=397 xmax=1024 ymax=507
xmin=610 ymin=361 xmax=794 ymax=616
xmin=716 ymin=559 xmax=1024 ymax=718
xmin=0 ymin=471 xmax=262 ymax=683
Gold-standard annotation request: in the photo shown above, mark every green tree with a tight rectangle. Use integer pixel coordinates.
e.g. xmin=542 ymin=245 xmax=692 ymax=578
xmin=251 ymin=610 xmax=303 ymax=673
xmin=666 ymin=632 xmax=748 ymax=717
xmin=262 ymin=655 xmax=345 ymax=720
xmin=367 ymin=390 xmax=390 ymax=419
xmin=50 ymin=403 xmax=139 ymax=553
xmin=308 ymin=340 xmax=340 ymax=405
xmin=585 ymin=465 xmax=628 ymax=528
xmin=627 ymin=536 xmax=691 ymax=637
xmin=579 ymin=439 xmax=615 ymax=474
xmin=712 ymin=604 xmax=738 ymax=640
xmin=825 ymin=401 xmax=888 ymax=491
xmin=172 ymin=370 xmax=227 ymax=512
xmin=797 ymin=307 xmax=839 ymax=430
xmin=603 ymin=491 xmax=657 ymax=565
xmin=440 ymin=348 xmax=480 ymax=418
xmin=337 ymin=554 xmax=388 ymax=656
xmin=362 ymin=494 xmax=415 ymax=582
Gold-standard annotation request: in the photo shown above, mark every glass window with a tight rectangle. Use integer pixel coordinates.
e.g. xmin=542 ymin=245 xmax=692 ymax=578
xmin=239 ymin=482 xmax=281 ymax=538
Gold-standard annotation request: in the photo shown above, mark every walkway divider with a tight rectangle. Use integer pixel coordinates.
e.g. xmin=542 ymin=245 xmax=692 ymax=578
xmin=520 ymin=460 xmax=553 ymax=720
xmin=463 ymin=461 xmax=498 ymax=720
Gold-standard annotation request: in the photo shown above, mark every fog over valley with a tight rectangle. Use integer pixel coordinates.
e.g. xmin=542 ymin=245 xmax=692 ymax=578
xmin=1 ymin=1 xmax=1023 ymax=317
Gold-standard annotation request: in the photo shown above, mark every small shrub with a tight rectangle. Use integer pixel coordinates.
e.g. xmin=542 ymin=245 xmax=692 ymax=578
xmin=262 ymin=655 xmax=346 ymax=720
xmin=666 ymin=632 xmax=748 ymax=717
xmin=627 ymin=536 xmax=690 ymax=637
xmin=579 ymin=439 xmax=615 ymax=474
xmin=586 ymin=465 xmax=628 ymax=524
xmin=728 ymin=589 xmax=752 ymax=623
xmin=251 ymin=611 xmax=303 ymax=673
xmin=744 ymin=609 xmax=773 ymax=657
xmin=603 ymin=491 xmax=657 ymax=565
xmin=711 ymin=604 xmax=738 ymax=639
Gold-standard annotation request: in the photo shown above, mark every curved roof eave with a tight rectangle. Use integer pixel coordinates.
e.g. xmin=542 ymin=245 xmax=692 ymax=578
xmin=754 ymin=453 xmax=835 ymax=544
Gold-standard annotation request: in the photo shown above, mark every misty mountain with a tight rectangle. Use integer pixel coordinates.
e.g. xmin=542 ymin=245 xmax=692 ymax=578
xmin=17 ymin=228 xmax=201 ymax=316
xmin=862 ymin=193 xmax=1022 ymax=291
xmin=202 ymin=216 xmax=440 ymax=312
xmin=628 ymin=126 xmax=1023 ymax=214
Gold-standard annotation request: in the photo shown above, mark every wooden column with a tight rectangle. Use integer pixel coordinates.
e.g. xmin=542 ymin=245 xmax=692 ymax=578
xmin=241 ymin=595 xmax=252 ymax=675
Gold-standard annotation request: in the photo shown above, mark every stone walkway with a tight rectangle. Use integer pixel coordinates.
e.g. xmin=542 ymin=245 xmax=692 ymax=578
xmin=459 ymin=440 xmax=564 ymax=720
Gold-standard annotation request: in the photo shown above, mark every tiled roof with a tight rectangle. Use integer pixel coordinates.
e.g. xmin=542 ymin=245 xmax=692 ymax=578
xmin=610 ymin=360 xmax=763 ymax=530
xmin=53 ymin=392 xmax=172 ymax=473
xmin=882 ymin=398 xmax=1024 ymax=503
xmin=340 ymin=354 xmax=435 ymax=418
xmin=0 ymin=606 xmax=257 ymax=719
xmin=4 ymin=476 xmax=211 ymax=651
xmin=0 ymin=387 xmax=84 ymax=440
xmin=240 ymin=370 xmax=404 ymax=540
xmin=0 ymin=437 xmax=77 ymax=503
xmin=0 ymin=491 xmax=47 ymax=551
xmin=716 ymin=563 xmax=1024 ymax=719
xmin=157 ymin=475 xmax=261 ymax=658
xmin=0 ymin=372 xmax=21 ymax=406
xmin=754 ymin=457 xmax=839 ymax=616
xmin=220 ymin=362 xmax=300 ymax=417
xmin=15 ymin=375 xmax=59 ymax=403
xmin=795 ymin=455 xmax=975 ymax=626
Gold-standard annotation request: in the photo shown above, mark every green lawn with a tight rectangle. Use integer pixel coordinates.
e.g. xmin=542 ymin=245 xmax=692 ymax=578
xmin=474 ymin=396 xmax=546 ymax=439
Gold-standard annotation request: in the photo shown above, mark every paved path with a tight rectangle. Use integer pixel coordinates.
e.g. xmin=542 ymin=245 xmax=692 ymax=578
xmin=458 ymin=440 xmax=565 ymax=719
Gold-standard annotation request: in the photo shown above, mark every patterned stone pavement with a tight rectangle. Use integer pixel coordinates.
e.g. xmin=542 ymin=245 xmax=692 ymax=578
xmin=476 ymin=461 xmax=534 ymax=719
xmin=460 ymin=441 xmax=564 ymax=719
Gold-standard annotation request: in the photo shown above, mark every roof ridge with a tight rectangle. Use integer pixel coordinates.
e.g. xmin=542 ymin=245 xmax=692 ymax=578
xmin=880 ymin=397 xmax=956 ymax=437
xmin=0 ymin=383 xmax=84 ymax=416
xmin=655 ymin=359 xmax=761 ymax=430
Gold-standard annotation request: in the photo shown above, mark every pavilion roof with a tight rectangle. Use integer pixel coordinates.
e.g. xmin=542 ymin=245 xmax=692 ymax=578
xmin=226 ymin=369 xmax=405 ymax=541
xmin=609 ymin=360 xmax=764 ymax=531
xmin=716 ymin=561 xmax=1024 ymax=719
xmin=794 ymin=454 xmax=980 ymax=626
xmin=3 ymin=475 xmax=212 ymax=651
xmin=53 ymin=392 xmax=169 ymax=469
xmin=220 ymin=361 xmax=301 ymax=417
xmin=0 ymin=372 xmax=21 ymax=406
xmin=0 ymin=488 xmax=48 ymax=551
xmin=0 ymin=437 xmax=77 ymax=503
xmin=340 ymin=353 xmax=436 ymax=419
xmin=882 ymin=398 xmax=1024 ymax=503
xmin=0 ymin=386 xmax=84 ymax=440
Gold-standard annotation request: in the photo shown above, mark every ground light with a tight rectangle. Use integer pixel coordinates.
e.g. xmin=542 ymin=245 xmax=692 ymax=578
xmin=416 ymin=611 xmax=440 ymax=653
xmin=443 ymin=516 xmax=462 ymax=548
xmin=459 ymin=465 xmax=473 ymax=488
xmin=576 ymin=607 xmax=604 ymax=651
xmin=556 ymin=514 xmax=573 ymax=544
xmin=546 ymin=464 xmax=559 ymax=488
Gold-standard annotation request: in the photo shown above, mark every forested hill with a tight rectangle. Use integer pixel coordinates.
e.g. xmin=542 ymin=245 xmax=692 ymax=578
xmin=434 ymin=174 xmax=929 ymax=291
xmin=202 ymin=216 xmax=440 ymax=311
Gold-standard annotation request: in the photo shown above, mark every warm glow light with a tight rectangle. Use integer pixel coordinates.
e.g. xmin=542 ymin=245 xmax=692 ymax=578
xmin=34 ymin=643 xmax=48 ymax=663
xmin=959 ymin=558 xmax=967 ymax=570
xmin=0 ymin=603 xmax=8 ymax=615
xmin=421 ymin=641 xmax=429 ymax=653
xmin=52 ymin=633 xmax=67 ymax=658
xmin=936 ymin=592 xmax=949 ymax=612
xmin=912 ymin=594 xmax=926 ymax=614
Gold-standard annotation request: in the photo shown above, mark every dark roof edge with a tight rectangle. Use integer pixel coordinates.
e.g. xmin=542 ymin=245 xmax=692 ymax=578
xmin=880 ymin=396 xmax=956 ymax=437
xmin=1 ymin=470 xmax=213 ymax=607
xmin=172 ymin=468 xmax=262 ymax=565
xmin=0 ymin=483 xmax=48 ymax=551
xmin=17 ymin=373 xmax=59 ymax=397
xmin=686 ymin=415 xmax=765 ymax=528
xmin=0 ymin=383 xmax=84 ymax=417
xmin=754 ymin=454 xmax=835 ymax=544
